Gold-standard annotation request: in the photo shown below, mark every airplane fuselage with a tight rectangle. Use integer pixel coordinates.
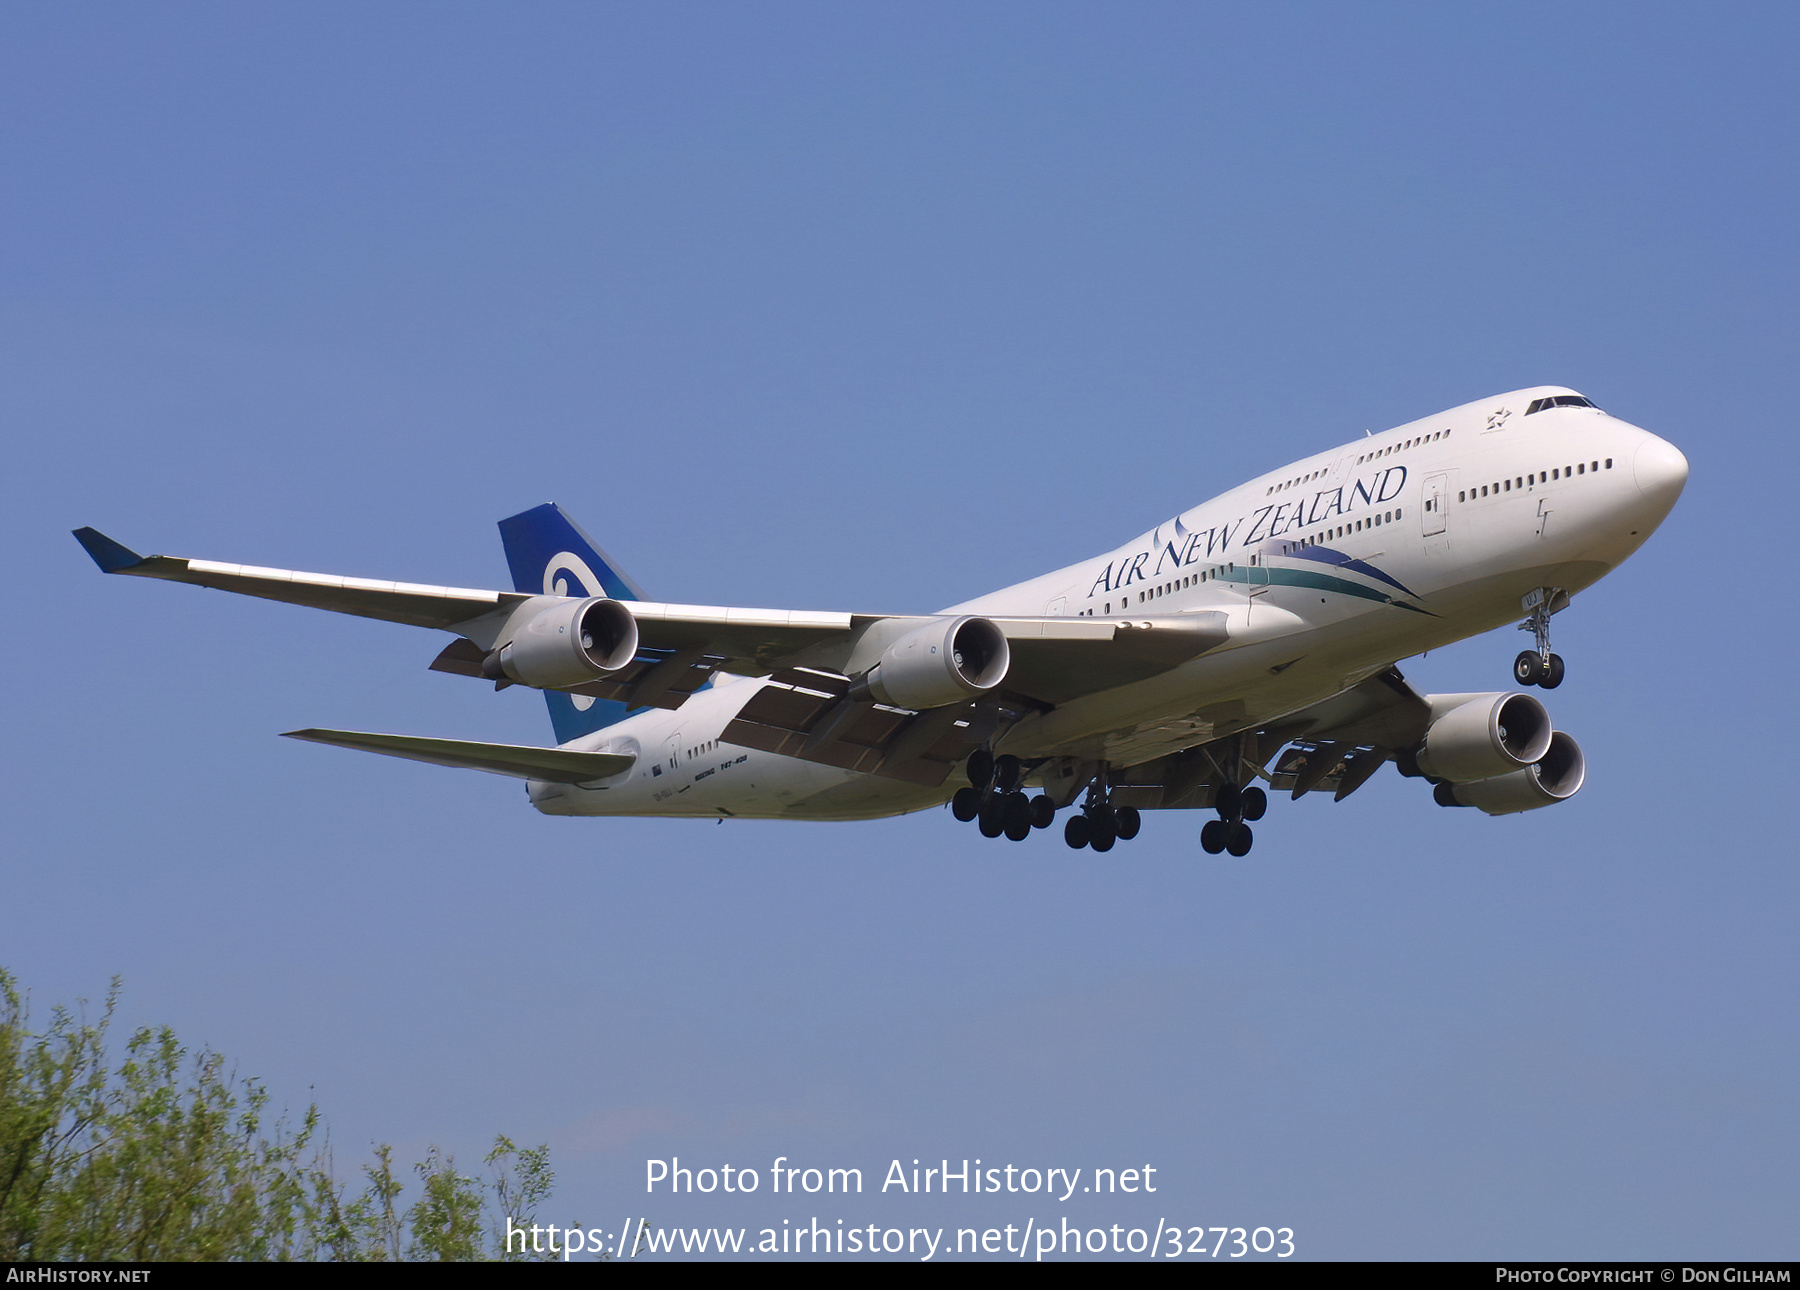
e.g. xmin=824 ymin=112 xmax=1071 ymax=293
xmin=528 ymin=386 xmax=1687 ymax=822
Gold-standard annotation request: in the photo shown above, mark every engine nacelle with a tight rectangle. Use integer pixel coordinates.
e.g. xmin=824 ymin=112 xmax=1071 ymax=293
xmin=487 ymin=597 xmax=639 ymax=690
xmin=855 ymin=615 xmax=1009 ymax=710
xmin=1412 ymin=692 xmax=1553 ymax=783
xmin=1435 ymin=731 xmax=1586 ymax=815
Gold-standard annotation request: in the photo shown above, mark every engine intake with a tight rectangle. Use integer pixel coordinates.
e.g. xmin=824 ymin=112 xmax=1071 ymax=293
xmin=854 ymin=616 xmax=1009 ymax=710
xmin=1436 ymin=731 xmax=1586 ymax=815
xmin=1412 ymin=692 xmax=1553 ymax=783
xmin=486 ymin=598 xmax=639 ymax=690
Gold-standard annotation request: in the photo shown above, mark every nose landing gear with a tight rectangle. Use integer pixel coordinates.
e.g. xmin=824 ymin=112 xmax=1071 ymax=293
xmin=1513 ymin=587 xmax=1569 ymax=690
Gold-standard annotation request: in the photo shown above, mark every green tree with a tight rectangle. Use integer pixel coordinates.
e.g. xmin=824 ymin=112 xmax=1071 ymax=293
xmin=0 ymin=969 xmax=557 ymax=1261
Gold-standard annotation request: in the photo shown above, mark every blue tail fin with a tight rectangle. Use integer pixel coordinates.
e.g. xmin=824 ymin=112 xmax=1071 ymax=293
xmin=497 ymin=503 xmax=648 ymax=744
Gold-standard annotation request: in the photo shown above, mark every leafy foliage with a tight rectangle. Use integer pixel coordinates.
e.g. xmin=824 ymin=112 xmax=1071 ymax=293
xmin=0 ymin=970 xmax=556 ymax=1261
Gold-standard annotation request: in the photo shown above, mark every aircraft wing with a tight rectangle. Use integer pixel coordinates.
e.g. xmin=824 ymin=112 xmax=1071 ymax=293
xmin=74 ymin=528 xmax=1228 ymax=724
xmin=73 ymin=526 xmax=860 ymax=658
xmin=282 ymin=729 xmax=636 ymax=784
xmin=73 ymin=526 xmax=525 ymax=631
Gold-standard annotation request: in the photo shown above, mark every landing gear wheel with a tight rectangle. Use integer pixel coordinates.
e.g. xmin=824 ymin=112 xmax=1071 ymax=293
xmin=1200 ymin=819 xmax=1226 ymax=854
xmin=951 ymin=786 xmax=982 ymax=822
xmin=967 ymin=749 xmax=995 ymax=790
xmin=1215 ymin=782 xmax=1242 ymax=821
xmin=1113 ymin=806 xmax=1141 ymax=840
xmin=1516 ymin=587 xmax=1568 ymax=689
xmin=1064 ymin=814 xmax=1091 ymax=849
xmin=1029 ymin=795 xmax=1056 ymax=829
xmin=977 ymin=794 xmax=1006 ymax=838
xmin=1003 ymin=792 xmax=1033 ymax=841
xmin=993 ymin=754 xmax=1023 ymax=792
xmin=1224 ymin=821 xmax=1254 ymax=857
xmin=1539 ymin=653 xmax=1565 ymax=689
xmin=1239 ymin=787 xmax=1267 ymax=822
xmin=1088 ymin=820 xmax=1116 ymax=853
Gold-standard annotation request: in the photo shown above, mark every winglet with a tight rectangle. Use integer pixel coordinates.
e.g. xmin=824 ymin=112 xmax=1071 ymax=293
xmin=72 ymin=527 xmax=147 ymax=573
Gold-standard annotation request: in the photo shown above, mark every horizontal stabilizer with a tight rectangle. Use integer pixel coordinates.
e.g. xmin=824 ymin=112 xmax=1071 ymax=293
xmin=282 ymin=729 xmax=636 ymax=784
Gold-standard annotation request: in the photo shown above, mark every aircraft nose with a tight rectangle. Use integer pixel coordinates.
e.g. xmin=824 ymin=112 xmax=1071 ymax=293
xmin=1632 ymin=434 xmax=1689 ymax=511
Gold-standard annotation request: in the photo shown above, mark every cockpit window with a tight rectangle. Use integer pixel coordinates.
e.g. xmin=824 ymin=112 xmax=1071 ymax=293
xmin=1525 ymin=395 xmax=1600 ymax=415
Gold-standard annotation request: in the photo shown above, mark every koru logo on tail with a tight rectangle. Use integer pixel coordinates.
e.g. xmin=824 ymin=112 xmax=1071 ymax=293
xmin=544 ymin=551 xmax=602 ymax=599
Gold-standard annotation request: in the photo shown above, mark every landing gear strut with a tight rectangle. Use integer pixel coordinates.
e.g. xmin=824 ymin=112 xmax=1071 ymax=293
xmin=1513 ymin=587 xmax=1568 ymax=690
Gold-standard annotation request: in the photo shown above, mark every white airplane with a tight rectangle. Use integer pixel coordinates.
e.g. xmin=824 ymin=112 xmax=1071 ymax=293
xmin=75 ymin=385 xmax=1686 ymax=856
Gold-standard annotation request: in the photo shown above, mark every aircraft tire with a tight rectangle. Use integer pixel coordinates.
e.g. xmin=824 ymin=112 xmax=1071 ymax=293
xmin=1240 ymin=787 xmax=1267 ymax=821
xmin=994 ymin=754 xmax=1023 ymax=791
xmin=1003 ymin=791 xmax=1032 ymax=836
xmin=978 ymin=795 xmax=1006 ymax=837
xmin=1201 ymin=819 xmax=1225 ymax=854
xmin=1064 ymin=814 xmax=1091 ymax=849
xmin=1089 ymin=827 xmax=1115 ymax=853
xmin=967 ymin=749 xmax=995 ymax=790
xmin=1113 ymin=806 xmax=1141 ymax=840
xmin=951 ymin=786 xmax=982 ymax=822
xmin=1540 ymin=653 xmax=1566 ymax=689
xmin=1029 ymin=794 xmax=1056 ymax=829
xmin=1225 ymin=822 xmax=1254 ymax=857
xmin=1215 ymin=782 xmax=1242 ymax=821
xmin=1513 ymin=651 xmax=1544 ymax=686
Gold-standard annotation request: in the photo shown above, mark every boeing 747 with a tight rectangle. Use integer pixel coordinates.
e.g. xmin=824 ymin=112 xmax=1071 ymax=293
xmin=75 ymin=386 xmax=1687 ymax=855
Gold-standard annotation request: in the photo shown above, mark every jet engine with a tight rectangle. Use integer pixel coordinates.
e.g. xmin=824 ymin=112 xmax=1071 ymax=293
xmin=1433 ymin=731 xmax=1586 ymax=815
xmin=1407 ymin=692 xmax=1554 ymax=783
xmin=484 ymin=597 xmax=639 ymax=689
xmin=853 ymin=615 xmax=1010 ymax=710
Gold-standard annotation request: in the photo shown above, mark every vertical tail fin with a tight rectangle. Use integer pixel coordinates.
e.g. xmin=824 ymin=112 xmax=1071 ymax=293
xmin=497 ymin=504 xmax=648 ymax=744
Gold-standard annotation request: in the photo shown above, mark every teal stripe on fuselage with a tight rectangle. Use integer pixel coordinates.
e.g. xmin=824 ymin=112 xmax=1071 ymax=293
xmin=1214 ymin=565 xmax=1434 ymax=613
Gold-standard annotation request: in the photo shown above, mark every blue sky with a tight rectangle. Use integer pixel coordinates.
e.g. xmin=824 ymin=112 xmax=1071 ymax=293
xmin=3 ymin=2 xmax=1795 ymax=1260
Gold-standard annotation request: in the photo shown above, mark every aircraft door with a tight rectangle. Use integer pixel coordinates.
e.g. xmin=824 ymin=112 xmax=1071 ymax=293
xmin=1422 ymin=473 xmax=1449 ymax=536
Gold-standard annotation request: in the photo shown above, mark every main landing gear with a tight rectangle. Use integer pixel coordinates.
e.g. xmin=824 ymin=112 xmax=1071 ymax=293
xmin=952 ymin=750 xmax=1056 ymax=844
xmin=1200 ymin=780 xmax=1266 ymax=857
xmin=1061 ymin=781 xmax=1141 ymax=853
xmin=1513 ymin=587 xmax=1568 ymax=690
xmin=952 ymin=753 xmax=1143 ymax=850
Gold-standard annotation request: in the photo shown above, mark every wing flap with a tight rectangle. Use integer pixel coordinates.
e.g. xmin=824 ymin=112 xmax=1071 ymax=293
xmin=282 ymin=728 xmax=636 ymax=783
xmin=626 ymin=602 xmax=859 ymax=666
xmin=1002 ymin=612 xmax=1229 ymax=704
